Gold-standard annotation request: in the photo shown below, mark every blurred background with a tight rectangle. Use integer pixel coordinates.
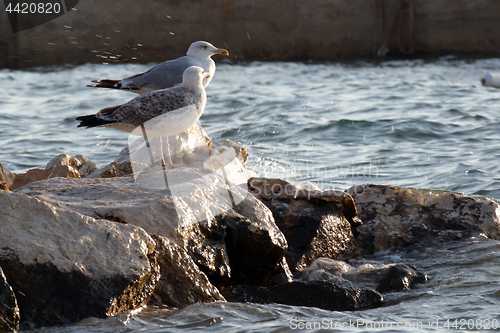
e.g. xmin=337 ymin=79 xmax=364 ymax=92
xmin=2 ymin=0 xmax=500 ymax=68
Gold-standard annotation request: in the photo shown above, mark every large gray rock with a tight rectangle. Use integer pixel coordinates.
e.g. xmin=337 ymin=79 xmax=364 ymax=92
xmin=16 ymin=169 xmax=287 ymax=286
xmin=16 ymin=175 xmax=231 ymax=284
xmin=0 ymin=267 xmax=19 ymax=333
xmin=347 ymin=184 xmax=500 ymax=254
xmin=249 ymin=177 xmax=360 ymax=271
xmin=0 ymin=190 xmax=159 ymax=329
xmin=148 ymin=235 xmax=225 ymax=308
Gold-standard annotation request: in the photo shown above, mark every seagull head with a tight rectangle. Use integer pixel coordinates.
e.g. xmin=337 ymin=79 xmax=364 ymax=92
xmin=187 ymin=41 xmax=229 ymax=59
xmin=181 ymin=66 xmax=209 ymax=90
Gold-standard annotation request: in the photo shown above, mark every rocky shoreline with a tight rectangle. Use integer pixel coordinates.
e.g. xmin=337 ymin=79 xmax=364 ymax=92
xmin=1 ymin=125 xmax=499 ymax=332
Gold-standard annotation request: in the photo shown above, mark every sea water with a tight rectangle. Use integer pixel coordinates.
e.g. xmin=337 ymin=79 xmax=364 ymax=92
xmin=1 ymin=56 xmax=500 ymax=332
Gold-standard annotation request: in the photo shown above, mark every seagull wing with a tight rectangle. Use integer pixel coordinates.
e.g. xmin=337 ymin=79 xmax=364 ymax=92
xmin=119 ymin=56 xmax=202 ymax=92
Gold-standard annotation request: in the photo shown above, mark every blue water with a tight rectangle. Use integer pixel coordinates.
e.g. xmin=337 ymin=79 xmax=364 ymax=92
xmin=2 ymin=56 xmax=500 ymax=332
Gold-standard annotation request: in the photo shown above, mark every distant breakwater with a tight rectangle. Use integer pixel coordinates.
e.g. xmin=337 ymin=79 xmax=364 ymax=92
xmin=1 ymin=0 xmax=500 ymax=68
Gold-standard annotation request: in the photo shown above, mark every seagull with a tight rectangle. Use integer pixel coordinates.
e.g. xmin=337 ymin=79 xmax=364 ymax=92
xmin=89 ymin=41 xmax=229 ymax=94
xmin=77 ymin=66 xmax=208 ymax=167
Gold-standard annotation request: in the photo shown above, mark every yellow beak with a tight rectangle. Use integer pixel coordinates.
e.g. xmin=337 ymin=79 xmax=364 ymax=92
xmin=215 ymin=48 xmax=229 ymax=56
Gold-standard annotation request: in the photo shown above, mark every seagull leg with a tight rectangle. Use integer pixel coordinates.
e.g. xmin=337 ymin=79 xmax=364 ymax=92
xmin=159 ymin=136 xmax=175 ymax=167
xmin=140 ymin=124 xmax=155 ymax=166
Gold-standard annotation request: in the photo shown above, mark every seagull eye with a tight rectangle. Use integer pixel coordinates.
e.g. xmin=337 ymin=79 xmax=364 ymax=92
xmin=200 ymin=45 xmax=207 ymax=50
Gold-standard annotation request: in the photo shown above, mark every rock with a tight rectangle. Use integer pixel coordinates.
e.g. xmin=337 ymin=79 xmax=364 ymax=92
xmin=249 ymin=177 xmax=359 ymax=271
xmin=294 ymin=258 xmax=354 ymax=288
xmin=11 ymin=165 xmax=80 ymax=190
xmin=0 ymin=267 xmax=19 ymax=333
xmin=218 ymin=195 xmax=288 ymax=285
xmin=221 ymin=280 xmax=383 ymax=311
xmin=87 ymin=160 xmax=139 ymax=179
xmin=0 ymin=163 xmax=15 ymax=189
xmin=16 ymin=169 xmax=287 ymax=287
xmin=346 ymin=184 xmax=500 ymax=254
xmin=16 ymin=174 xmax=231 ymax=284
xmin=89 ymin=124 xmax=250 ymax=186
xmin=0 ymin=190 xmax=159 ymax=329
xmin=376 ymin=264 xmax=428 ymax=293
xmin=148 ymin=235 xmax=225 ymax=308
xmin=45 ymin=153 xmax=97 ymax=178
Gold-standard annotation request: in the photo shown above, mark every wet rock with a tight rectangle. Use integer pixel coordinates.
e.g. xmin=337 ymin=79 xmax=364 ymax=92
xmin=0 ymin=190 xmax=159 ymax=329
xmin=0 ymin=267 xmax=19 ymax=333
xmin=0 ymin=163 xmax=15 ymax=190
xmin=218 ymin=195 xmax=288 ymax=285
xmin=347 ymin=184 xmax=500 ymax=254
xmin=249 ymin=177 xmax=359 ymax=271
xmin=221 ymin=280 xmax=383 ymax=311
xmin=148 ymin=235 xmax=225 ymax=308
xmin=376 ymin=264 xmax=429 ymax=293
xmin=46 ymin=153 xmax=97 ymax=178
xmin=294 ymin=258 xmax=354 ymax=288
xmin=11 ymin=165 xmax=80 ymax=190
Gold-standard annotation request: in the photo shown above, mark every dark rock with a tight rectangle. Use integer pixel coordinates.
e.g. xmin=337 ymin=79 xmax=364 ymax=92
xmin=249 ymin=177 xmax=359 ymax=271
xmin=376 ymin=264 xmax=429 ymax=293
xmin=0 ymin=267 xmax=19 ymax=333
xmin=219 ymin=197 xmax=288 ymax=285
xmin=0 ymin=190 xmax=160 ymax=329
xmin=148 ymin=235 xmax=225 ymax=308
xmin=346 ymin=184 xmax=500 ymax=254
xmin=221 ymin=280 xmax=383 ymax=311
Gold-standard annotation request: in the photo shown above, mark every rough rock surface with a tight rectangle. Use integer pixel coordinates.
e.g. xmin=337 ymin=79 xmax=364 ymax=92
xmin=148 ymin=235 xmax=225 ymax=308
xmin=46 ymin=153 xmax=97 ymax=178
xmin=0 ymin=163 xmax=15 ymax=190
xmin=16 ymin=170 xmax=287 ymax=286
xmin=347 ymin=184 xmax=500 ymax=254
xmin=376 ymin=264 xmax=429 ymax=293
xmin=11 ymin=165 xmax=80 ymax=190
xmin=0 ymin=267 xmax=19 ymax=333
xmin=0 ymin=190 xmax=159 ymax=329
xmin=221 ymin=280 xmax=383 ymax=311
xmin=249 ymin=177 xmax=360 ymax=271
xmin=218 ymin=196 xmax=288 ymax=285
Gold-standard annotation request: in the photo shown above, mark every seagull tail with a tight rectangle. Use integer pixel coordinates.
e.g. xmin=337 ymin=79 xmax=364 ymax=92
xmin=88 ymin=79 xmax=122 ymax=89
xmin=76 ymin=114 xmax=115 ymax=128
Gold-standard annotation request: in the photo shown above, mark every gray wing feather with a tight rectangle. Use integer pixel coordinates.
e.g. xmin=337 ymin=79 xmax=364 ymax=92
xmin=98 ymin=87 xmax=198 ymax=127
xmin=120 ymin=56 xmax=202 ymax=91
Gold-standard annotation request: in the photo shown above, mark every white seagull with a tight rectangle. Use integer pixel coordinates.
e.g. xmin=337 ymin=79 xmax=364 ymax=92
xmin=89 ymin=41 xmax=228 ymax=94
xmin=77 ymin=66 xmax=208 ymax=167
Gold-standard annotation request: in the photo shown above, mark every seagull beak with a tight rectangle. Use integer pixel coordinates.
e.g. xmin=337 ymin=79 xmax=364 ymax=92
xmin=204 ymin=72 xmax=211 ymax=78
xmin=214 ymin=48 xmax=229 ymax=56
